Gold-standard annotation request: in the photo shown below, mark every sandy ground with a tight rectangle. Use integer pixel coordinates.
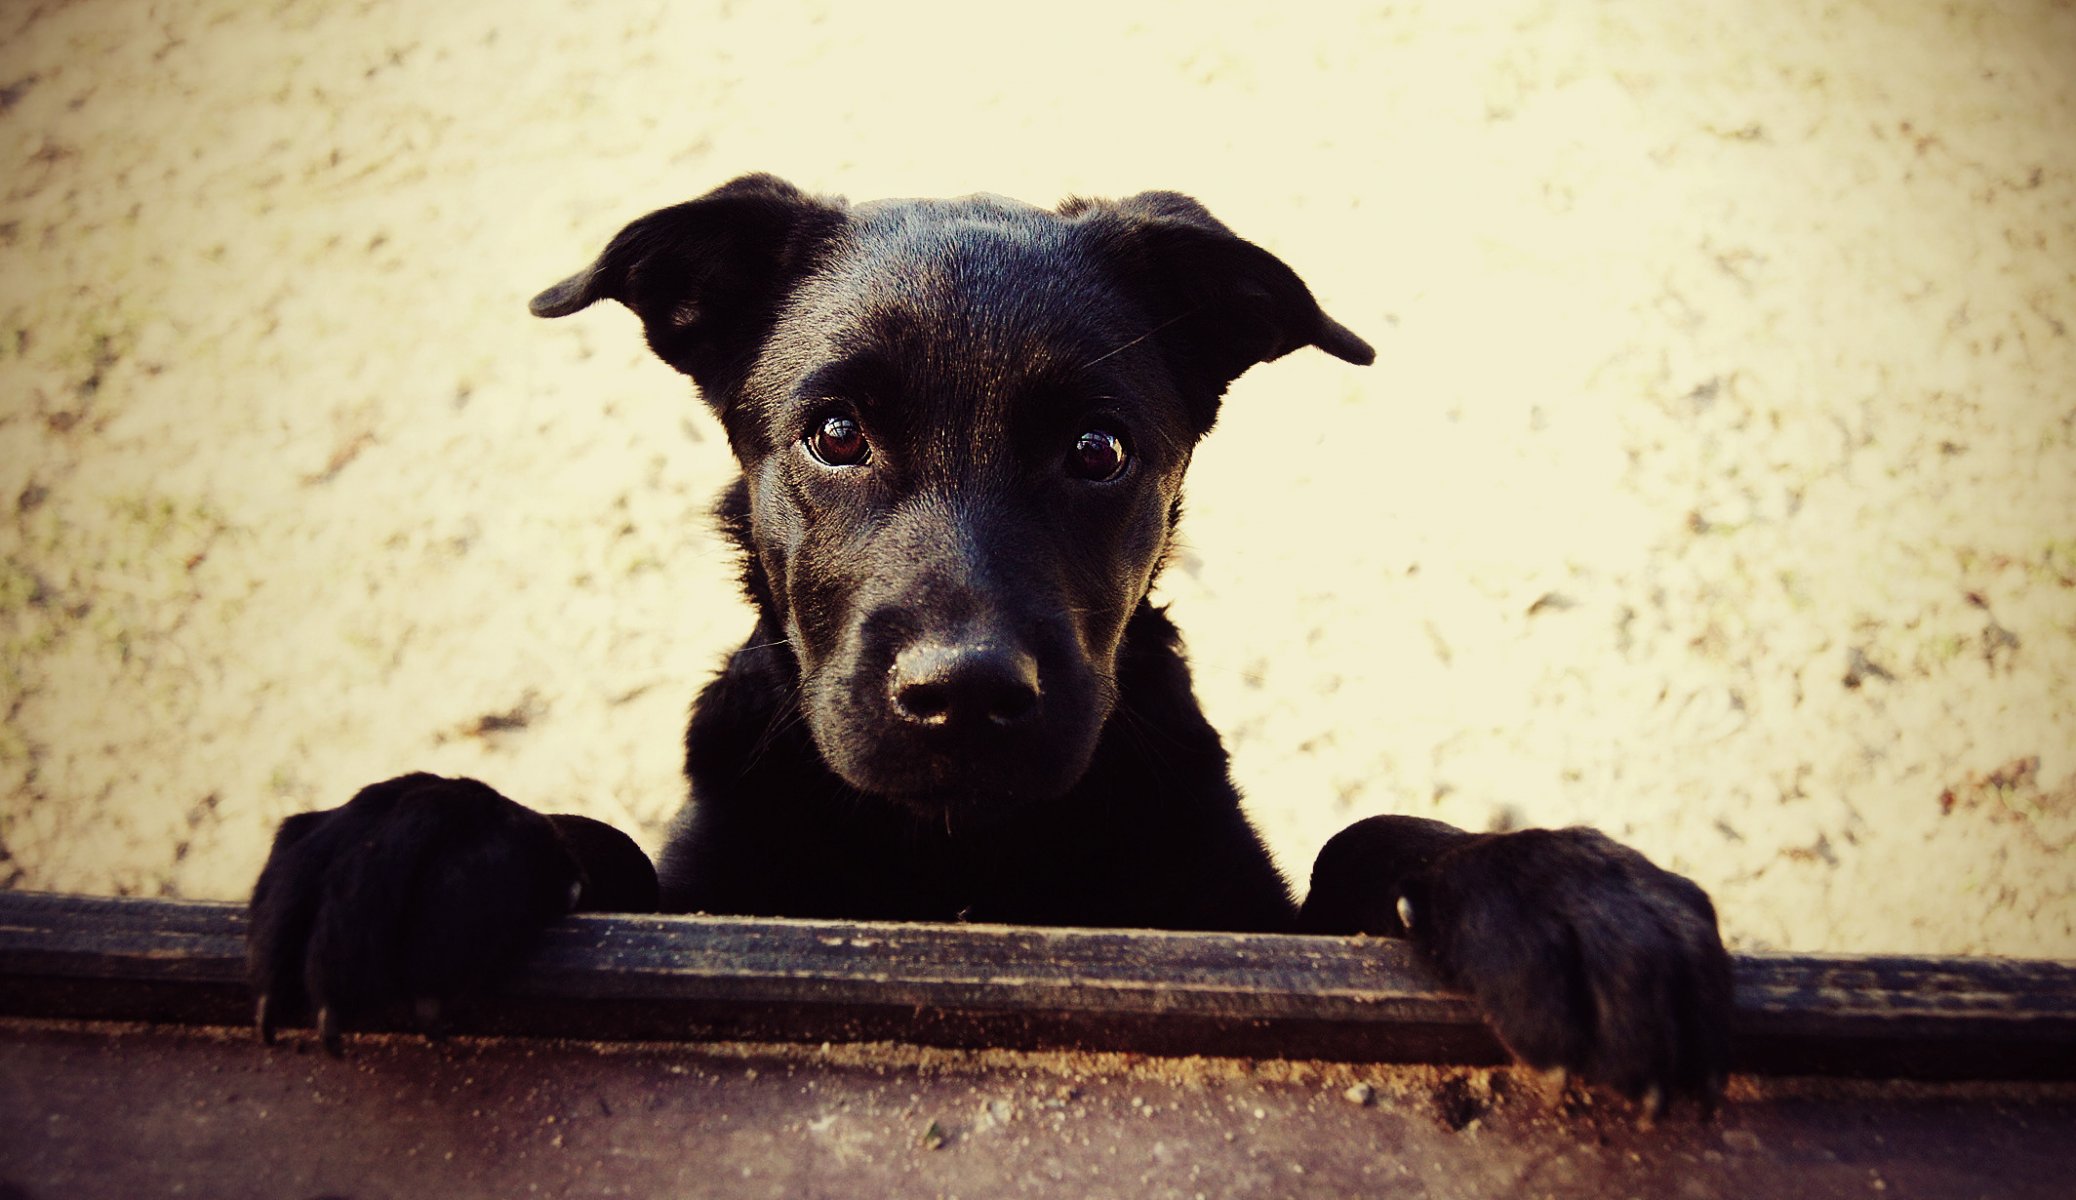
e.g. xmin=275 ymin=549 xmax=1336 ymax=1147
xmin=0 ymin=0 xmax=2071 ymax=957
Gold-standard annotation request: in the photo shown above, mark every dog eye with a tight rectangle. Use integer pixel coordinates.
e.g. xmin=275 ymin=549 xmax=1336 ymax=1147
xmin=1067 ymin=429 xmax=1130 ymax=482
xmin=807 ymin=414 xmax=871 ymax=467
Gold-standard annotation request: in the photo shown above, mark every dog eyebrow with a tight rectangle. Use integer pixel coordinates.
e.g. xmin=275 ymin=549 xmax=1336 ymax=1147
xmin=795 ymin=357 xmax=899 ymax=411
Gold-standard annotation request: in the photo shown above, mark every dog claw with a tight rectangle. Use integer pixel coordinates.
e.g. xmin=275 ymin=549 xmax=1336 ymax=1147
xmin=414 ymin=994 xmax=446 ymax=1034
xmin=317 ymin=1005 xmax=342 ymax=1057
xmin=1701 ymin=1072 xmax=1728 ymax=1119
xmin=1639 ymin=1085 xmax=1667 ymax=1126
xmin=1395 ymin=894 xmax=1416 ymax=932
xmin=255 ymin=993 xmax=275 ymax=1046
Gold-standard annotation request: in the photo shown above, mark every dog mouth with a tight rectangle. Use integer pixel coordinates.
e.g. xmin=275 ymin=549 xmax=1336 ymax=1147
xmin=807 ymin=707 xmax=1102 ymax=817
xmin=875 ymin=779 xmax=1055 ymax=828
xmin=801 ymin=641 xmax=1111 ymax=818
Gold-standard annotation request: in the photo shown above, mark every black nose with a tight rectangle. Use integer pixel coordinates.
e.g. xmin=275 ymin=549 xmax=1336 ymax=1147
xmin=889 ymin=641 xmax=1041 ymax=730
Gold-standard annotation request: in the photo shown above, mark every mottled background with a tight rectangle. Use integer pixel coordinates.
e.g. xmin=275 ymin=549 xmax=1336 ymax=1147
xmin=2 ymin=0 xmax=2071 ymax=954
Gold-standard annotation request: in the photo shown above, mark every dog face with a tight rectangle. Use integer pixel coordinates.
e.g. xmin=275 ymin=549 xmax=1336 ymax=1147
xmin=533 ymin=175 xmax=1370 ymax=817
xmin=731 ymin=197 xmax=1196 ymax=808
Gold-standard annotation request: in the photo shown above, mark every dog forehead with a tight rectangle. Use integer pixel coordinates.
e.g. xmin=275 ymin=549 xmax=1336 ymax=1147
xmin=848 ymin=191 xmax=1048 ymax=226
xmin=741 ymin=196 xmax=1154 ymax=419
xmin=800 ymin=196 xmax=1119 ymax=338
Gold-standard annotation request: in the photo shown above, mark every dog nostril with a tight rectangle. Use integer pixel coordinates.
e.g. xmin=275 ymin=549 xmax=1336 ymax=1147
xmin=890 ymin=644 xmax=1041 ymax=730
xmin=896 ymin=680 xmax=955 ymax=724
xmin=982 ymin=676 xmax=1038 ymax=725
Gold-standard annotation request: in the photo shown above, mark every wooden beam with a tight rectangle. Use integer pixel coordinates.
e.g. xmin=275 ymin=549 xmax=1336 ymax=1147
xmin=1 ymin=890 xmax=2070 ymax=1079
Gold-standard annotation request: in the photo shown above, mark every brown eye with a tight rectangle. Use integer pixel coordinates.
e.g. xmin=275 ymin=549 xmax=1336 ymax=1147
xmin=1068 ymin=429 xmax=1130 ymax=482
xmin=807 ymin=414 xmax=870 ymax=467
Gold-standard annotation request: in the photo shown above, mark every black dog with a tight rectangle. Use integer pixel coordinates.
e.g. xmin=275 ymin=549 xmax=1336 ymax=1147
xmin=249 ymin=174 xmax=1730 ymax=1112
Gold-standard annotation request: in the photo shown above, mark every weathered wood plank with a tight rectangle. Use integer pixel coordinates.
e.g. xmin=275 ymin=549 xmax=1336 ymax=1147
xmin=10 ymin=1018 xmax=2076 ymax=1200
xmin=1 ymin=890 xmax=2071 ymax=1078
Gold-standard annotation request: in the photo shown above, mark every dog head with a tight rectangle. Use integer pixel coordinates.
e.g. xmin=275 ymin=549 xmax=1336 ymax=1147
xmin=534 ymin=174 xmax=1371 ymax=818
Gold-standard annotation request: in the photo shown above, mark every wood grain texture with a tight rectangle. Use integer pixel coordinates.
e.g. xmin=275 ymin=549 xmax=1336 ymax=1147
xmin=1 ymin=891 xmax=2070 ymax=1078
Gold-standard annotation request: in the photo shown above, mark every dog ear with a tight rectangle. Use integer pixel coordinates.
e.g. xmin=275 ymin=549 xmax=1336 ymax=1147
xmin=1066 ymin=191 xmax=1373 ymax=423
xmin=531 ymin=173 xmax=844 ymax=396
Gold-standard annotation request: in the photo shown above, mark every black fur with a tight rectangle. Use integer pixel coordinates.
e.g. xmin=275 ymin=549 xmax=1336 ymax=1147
xmin=250 ymin=174 xmax=1730 ymax=1114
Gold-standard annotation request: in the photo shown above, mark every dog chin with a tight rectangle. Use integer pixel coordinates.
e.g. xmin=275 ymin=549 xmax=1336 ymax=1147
xmin=879 ymin=783 xmax=1055 ymax=826
xmin=818 ymin=738 xmax=1094 ymax=823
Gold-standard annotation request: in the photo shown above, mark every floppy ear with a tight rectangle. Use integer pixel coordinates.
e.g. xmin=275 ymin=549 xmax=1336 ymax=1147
xmin=1064 ymin=191 xmax=1373 ymax=425
xmin=531 ymin=173 xmax=845 ymax=397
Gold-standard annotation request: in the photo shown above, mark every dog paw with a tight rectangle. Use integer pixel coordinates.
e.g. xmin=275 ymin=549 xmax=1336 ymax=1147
xmin=246 ymin=773 xmax=583 ymax=1053
xmin=1406 ymin=827 xmax=1731 ymax=1116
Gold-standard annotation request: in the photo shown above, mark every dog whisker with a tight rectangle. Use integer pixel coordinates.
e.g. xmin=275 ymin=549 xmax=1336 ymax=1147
xmin=1076 ymin=305 xmax=1204 ymax=372
xmin=737 ymin=681 xmax=810 ymax=777
xmin=735 ymin=637 xmax=795 ymax=653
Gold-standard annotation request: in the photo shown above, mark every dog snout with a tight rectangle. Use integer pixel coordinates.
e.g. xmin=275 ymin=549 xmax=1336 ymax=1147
xmin=888 ymin=640 xmax=1041 ymax=731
